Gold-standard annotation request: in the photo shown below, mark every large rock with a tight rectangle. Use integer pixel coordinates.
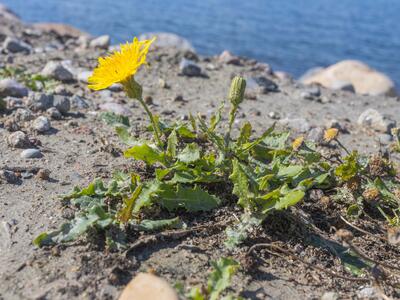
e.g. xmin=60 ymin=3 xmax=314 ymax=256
xmin=139 ymin=32 xmax=194 ymax=52
xmin=33 ymin=23 xmax=89 ymax=38
xmin=0 ymin=79 xmax=28 ymax=98
xmin=26 ymin=93 xmax=54 ymax=111
xmin=118 ymin=273 xmax=178 ymax=300
xmin=300 ymin=60 xmax=397 ymax=96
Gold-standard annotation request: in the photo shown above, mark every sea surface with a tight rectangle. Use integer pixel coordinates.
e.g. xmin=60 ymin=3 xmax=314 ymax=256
xmin=2 ymin=0 xmax=400 ymax=85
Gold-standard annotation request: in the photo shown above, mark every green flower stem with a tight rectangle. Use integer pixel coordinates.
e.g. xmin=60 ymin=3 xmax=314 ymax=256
xmin=137 ymin=97 xmax=163 ymax=147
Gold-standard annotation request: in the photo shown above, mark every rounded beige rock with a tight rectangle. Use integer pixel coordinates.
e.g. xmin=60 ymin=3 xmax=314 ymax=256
xmin=118 ymin=273 xmax=178 ymax=300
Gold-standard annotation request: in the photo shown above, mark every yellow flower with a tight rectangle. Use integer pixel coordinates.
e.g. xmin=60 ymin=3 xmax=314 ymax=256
xmin=324 ymin=128 xmax=339 ymax=142
xmin=88 ymin=37 xmax=156 ymax=90
xmin=292 ymin=136 xmax=304 ymax=151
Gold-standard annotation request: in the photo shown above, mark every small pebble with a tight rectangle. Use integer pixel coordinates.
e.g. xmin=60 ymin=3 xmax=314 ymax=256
xmin=20 ymin=148 xmax=42 ymax=159
xmin=36 ymin=169 xmax=50 ymax=180
xmin=32 ymin=116 xmax=51 ymax=133
xmin=47 ymin=107 xmax=62 ymax=120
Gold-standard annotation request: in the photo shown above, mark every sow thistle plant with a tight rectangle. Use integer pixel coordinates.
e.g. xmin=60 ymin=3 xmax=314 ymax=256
xmin=34 ymin=37 xmax=400 ymax=253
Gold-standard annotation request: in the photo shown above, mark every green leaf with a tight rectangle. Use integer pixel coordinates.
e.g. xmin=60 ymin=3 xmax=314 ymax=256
xmin=209 ymin=101 xmax=225 ymax=132
xmin=238 ymin=124 xmax=275 ymax=154
xmin=177 ymin=143 xmax=201 ymax=164
xmin=208 ymin=258 xmax=239 ymax=300
xmin=229 ymin=159 xmax=251 ymax=208
xmin=156 ymin=184 xmax=221 ymax=212
xmin=124 ymin=143 xmax=165 ymax=165
xmin=137 ymin=217 xmax=183 ymax=232
xmin=167 ymin=129 xmax=178 ymax=157
xmin=273 ymin=190 xmax=305 ymax=210
xmin=176 ymin=124 xmax=197 ymax=139
xmin=277 ymin=165 xmax=304 ymax=179
xmin=187 ymin=287 xmax=205 ymax=300
xmin=63 ymin=178 xmax=107 ymax=200
xmin=132 ymin=180 xmax=161 ymax=213
xmin=100 ymin=111 xmax=130 ymax=127
xmin=115 ymin=126 xmax=138 ymax=146
xmin=335 ymin=151 xmax=359 ymax=181
xmin=262 ymin=131 xmax=290 ymax=150
xmin=236 ymin=122 xmax=252 ymax=146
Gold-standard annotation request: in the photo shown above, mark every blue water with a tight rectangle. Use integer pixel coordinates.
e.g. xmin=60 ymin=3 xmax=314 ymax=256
xmin=2 ymin=0 xmax=400 ymax=85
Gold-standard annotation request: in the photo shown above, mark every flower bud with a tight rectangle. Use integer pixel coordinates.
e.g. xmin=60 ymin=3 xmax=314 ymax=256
xmin=122 ymin=76 xmax=143 ymax=100
xmin=228 ymin=76 xmax=246 ymax=107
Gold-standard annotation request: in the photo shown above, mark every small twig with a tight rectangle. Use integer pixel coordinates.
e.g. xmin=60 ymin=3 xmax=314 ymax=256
xmin=248 ymin=243 xmax=370 ymax=283
xmin=340 ymin=216 xmax=388 ymax=243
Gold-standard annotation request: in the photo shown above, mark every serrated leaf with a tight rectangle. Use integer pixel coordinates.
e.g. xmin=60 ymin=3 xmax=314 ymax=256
xmin=137 ymin=217 xmax=183 ymax=232
xmin=167 ymin=129 xmax=178 ymax=157
xmin=176 ymin=124 xmax=196 ymax=138
xmin=229 ymin=159 xmax=251 ymax=208
xmin=177 ymin=143 xmax=201 ymax=163
xmin=132 ymin=180 xmax=161 ymax=213
xmin=156 ymin=184 xmax=221 ymax=212
xmin=236 ymin=122 xmax=252 ymax=146
xmin=208 ymin=258 xmax=239 ymax=300
xmin=262 ymin=131 xmax=290 ymax=149
xmin=210 ymin=101 xmax=225 ymax=132
xmin=63 ymin=178 xmax=107 ymax=200
xmin=124 ymin=143 xmax=165 ymax=165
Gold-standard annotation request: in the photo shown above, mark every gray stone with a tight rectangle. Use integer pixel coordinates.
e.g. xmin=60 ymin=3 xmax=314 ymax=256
xmin=321 ymin=291 xmax=339 ymax=300
xmin=53 ymin=95 xmax=70 ymax=114
xmin=0 ymin=170 xmax=19 ymax=184
xmin=108 ymin=83 xmax=123 ymax=92
xmin=268 ymin=111 xmax=281 ymax=120
xmin=279 ymin=117 xmax=311 ymax=133
xmin=26 ymin=93 xmax=53 ymax=111
xmin=20 ymin=148 xmax=42 ymax=159
xmin=54 ymin=85 xmax=72 ymax=96
xmin=71 ymin=95 xmax=89 ymax=109
xmin=139 ymin=32 xmax=195 ymax=52
xmin=41 ymin=61 xmax=74 ymax=82
xmin=77 ymin=70 xmax=91 ymax=83
xmin=307 ymin=127 xmax=324 ymax=143
xmin=89 ymin=35 xmax=110 ymax=49
xmin=6 ymin=131 xmax=31 ymax=148
xmin=47 ymin=107 xmax=62 ymax=120
xmin=2 ymin=37 xmax=31 ymax=53
xmin=0 ymin=78 xmax=28 ymax=98
xmin=32 ymin=116 xmax=51 ymax=133
xmin=246 ymin=76 xmax=278 ymax=94
xmin=357 ymin=286 xmax=378 ymax=299
xmin=13 ymin=108 xmax=34 ymax=123
xmin=378 ymin=133 xmax=393 ymax=144
xmin=330 ymin=80 xmax=355 ymax=92
xmin=99 ymin=102 xmax=132 ymax=116
xmin=179 ymin=59 xmax=202 ymax=77
xmin=357 ymin=108 xmax=396 ymax=133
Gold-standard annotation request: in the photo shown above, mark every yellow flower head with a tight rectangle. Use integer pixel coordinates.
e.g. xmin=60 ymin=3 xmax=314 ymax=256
xmin=324 ymin=128 xmax=339 ymax=142
xmin=88 ymin=37 xmax=156 ymax=90
xmin=292 ymin=136 xmax=304 ymax=151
